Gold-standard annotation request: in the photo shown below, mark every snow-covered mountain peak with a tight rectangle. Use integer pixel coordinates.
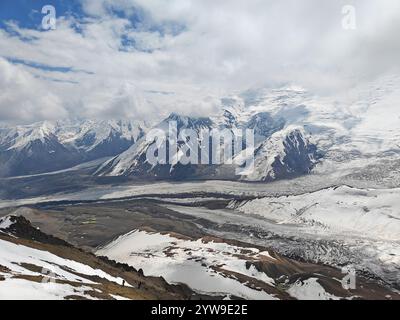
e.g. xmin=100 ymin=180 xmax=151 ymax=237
xmin=160 ymin=113 xmax=214 ymax=132
xmin=3 ymin=121 xmax=58 ymax=151
xmin=58 ymin=119 xmax=148 ymax=152
xmin=0 ymin=119 xmax=150 ymax=177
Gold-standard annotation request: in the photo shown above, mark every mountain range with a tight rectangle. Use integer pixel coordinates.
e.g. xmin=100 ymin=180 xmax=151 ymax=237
xmin=0 ymin=119 xmax=147 ymax=177
xmin=1 ymin=75 xmax=399 ymax=183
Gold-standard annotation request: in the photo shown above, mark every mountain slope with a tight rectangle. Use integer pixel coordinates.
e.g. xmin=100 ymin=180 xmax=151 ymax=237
xmin=0 ymin=215 xmax=204 ymax=300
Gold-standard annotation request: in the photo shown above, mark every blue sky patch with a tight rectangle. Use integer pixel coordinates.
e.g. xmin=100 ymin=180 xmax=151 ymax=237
xmin=0 ymin=0 xmax=83 ymax=30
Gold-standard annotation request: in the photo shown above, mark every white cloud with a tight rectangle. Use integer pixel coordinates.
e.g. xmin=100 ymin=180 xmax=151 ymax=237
xmin=0 ymin=0 xmax=399 ymax=124
xmin=0 ymin=57 xmax=67 ymax=123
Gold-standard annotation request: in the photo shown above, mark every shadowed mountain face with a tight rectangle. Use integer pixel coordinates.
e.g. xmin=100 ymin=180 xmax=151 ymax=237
xmin=247 ymin=128 xmax=318 ymax=182
xmin=96 ymin=111 xmax=318 ymax=182
xmin=0 ymin=133 xmax=81 ymax=177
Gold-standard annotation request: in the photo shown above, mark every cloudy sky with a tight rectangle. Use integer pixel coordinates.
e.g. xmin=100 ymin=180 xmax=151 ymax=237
xmin=0 ymin=0 xmax=399 ymax=124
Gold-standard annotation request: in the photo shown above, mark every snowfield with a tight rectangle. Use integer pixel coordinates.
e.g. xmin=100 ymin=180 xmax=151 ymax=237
xmin=0 ymin=238 xmax=127 ymax=300
xmin=287 ymin=278 xmax=340 ymax=301
xmin=96 ymin=229 xmax=357 ymax=300
xmin=97 ymin=230 xmax=278 ymax=300
xmin=0 ymin=278 xmax=93 ymax=300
